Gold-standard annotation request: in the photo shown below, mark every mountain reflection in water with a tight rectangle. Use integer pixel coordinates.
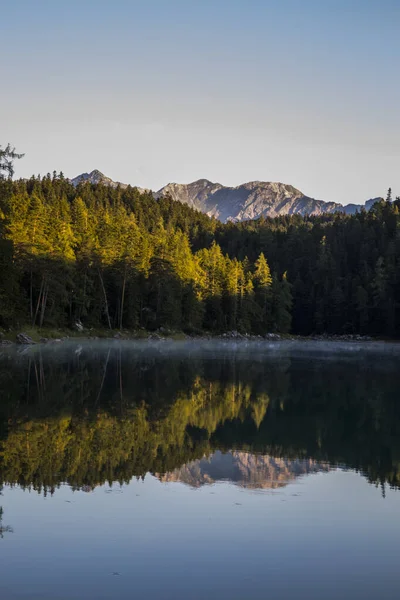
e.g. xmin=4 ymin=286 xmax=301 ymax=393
xmin=0 ymin=339 xmax=399 ymax=493
xmin=158 ymin=451 xmax=330 ymax=489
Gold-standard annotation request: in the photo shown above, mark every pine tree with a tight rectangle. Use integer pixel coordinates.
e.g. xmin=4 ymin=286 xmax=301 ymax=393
xmin=0 ymin=144 xmax=24 ymax=179
xmin=253 ymin=252 xmax=273 ymax=332
xmin=254 ymin=252 xmax=272 ymax=288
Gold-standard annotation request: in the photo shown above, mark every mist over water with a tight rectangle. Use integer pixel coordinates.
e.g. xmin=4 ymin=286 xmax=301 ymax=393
xmin=3 ymin=336 xmax=400 ymax=364
xmin=1 ymin=340 xmax=400 ymax=599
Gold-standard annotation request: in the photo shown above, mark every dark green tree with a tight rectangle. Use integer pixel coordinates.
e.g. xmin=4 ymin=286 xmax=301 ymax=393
xmin=0 ymin=144 xmax=24 ymax=179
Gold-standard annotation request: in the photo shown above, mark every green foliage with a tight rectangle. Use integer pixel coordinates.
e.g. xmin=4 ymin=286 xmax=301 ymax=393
xmin=254 ymin=252 xmax=272 ymax=288
xmin=0 ymin=144 xmax=24 ymax=180
xmin=215 ymin=198 xmax=400 ymax=336
xmin=0 ymin=175 xmax=291 ymax=334
xmin=0 ymin=170 xmax=399 ymax=336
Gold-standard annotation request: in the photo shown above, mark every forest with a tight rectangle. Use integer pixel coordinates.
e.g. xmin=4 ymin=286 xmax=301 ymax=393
xmin=0 ymin=146 xmax=399 ymax=336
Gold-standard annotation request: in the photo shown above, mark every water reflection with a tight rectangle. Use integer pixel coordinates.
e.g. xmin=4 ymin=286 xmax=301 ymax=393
xmin=0 ymin=506 xmax=12 ymax=539
xmin=158 ymin=450 xmax=330 ymax=489
xmin=0 ymin=340 xmax=400 ymax=493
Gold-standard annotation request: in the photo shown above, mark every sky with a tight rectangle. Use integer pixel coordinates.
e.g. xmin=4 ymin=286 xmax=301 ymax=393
xmin=1 ymin=0 xmax=399 ymax=204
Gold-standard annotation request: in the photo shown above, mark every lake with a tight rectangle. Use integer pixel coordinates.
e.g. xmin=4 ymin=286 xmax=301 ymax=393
xmin=0 ymin=339 xmax=400 ymax=599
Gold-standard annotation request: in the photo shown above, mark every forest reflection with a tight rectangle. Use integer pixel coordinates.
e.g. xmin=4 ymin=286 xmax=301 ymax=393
xmin=0 ymin=341 xmax=400 ymax=494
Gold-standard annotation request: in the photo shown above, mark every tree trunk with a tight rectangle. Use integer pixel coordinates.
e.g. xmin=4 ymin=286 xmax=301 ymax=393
xmin=98 ymin=268 xmax=112 ymax=329
xmin=79 ymin=270 xmax=87 ymax=320
xmin=119 ymin=266 xmax=127 ymax=330
xmin=32 ymin=277 xmax=44 ymax=327
xmin=29 ymin=270 xmax=33 ymax=319
xmin=39 ymin=282 xmax=48 ymax=328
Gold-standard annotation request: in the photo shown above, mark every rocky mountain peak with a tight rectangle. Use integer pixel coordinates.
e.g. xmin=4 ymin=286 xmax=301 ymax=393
xmin=70 ymin=170 xmax=382 ymax=222
xmin=88 ymin=169 xmax=105 ymax=179
xmin=71 ymin=169 xmax=116 ymax=187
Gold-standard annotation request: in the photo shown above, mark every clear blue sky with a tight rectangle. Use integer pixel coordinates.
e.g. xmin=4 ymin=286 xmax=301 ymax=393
xmin=1 ymin=0 xmax=399 ymax=203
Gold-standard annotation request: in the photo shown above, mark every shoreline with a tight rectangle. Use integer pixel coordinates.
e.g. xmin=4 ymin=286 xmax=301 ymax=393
xmin=0 ymin=327 xmax=392 ymax=347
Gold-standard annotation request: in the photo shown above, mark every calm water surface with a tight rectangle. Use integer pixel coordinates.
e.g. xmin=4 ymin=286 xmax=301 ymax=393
xmin=0 ymin=340 xmax=400 ymax=599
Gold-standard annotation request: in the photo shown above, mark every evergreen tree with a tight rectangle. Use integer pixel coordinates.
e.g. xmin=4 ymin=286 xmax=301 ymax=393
xmin=253 ymin=252 xmax=273 ymax=332
xmin=0 ymin=159 xmax=399 ymax=337
xmin=0 ymin=144 xmax=24 ymax=179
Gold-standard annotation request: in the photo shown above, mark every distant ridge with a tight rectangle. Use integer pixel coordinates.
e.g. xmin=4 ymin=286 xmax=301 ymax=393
xmin=71 ymin=170 xmax=148 ymax=194
xmin=71 ymin=170 xmax=383 ymax=223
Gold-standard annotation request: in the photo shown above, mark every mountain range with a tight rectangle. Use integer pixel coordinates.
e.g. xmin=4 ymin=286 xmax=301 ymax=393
xmin=71 ymin=170 xmax=382 ymax=223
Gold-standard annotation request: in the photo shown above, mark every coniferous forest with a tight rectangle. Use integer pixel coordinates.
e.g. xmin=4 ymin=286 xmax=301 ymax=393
xmin=0 ymin=147 xmax=399 ymax=337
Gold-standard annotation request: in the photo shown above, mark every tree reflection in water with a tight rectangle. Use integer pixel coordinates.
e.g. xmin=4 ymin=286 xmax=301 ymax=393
xmin=0 ymin=341 xmax=399 ymax=495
